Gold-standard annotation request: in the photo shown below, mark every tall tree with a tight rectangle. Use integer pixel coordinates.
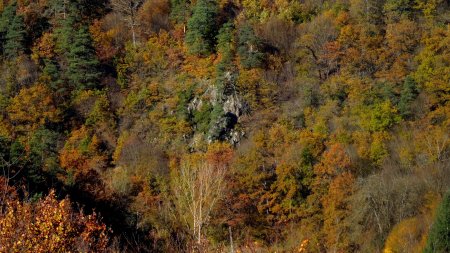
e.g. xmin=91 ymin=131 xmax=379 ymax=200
xmin=111 ymin=0 xmax=145 ymax=47
xmin=237 ymin=24 xmax=264 ymax=69
xmin=171 ymin=157 xmax=226 ymax=246
xmin=185 ymin=0 xmax=218 ymax=56
xmin=0 ymin=3 xmax=26 ymax=59
xmin=66 ymin=26 xmax=100 ymax=90
xmin=4 ymin=14 xmax=26 ymax=59
xmin=170 ymin=0 xmax=190 ymax=24
xmin=398 ymin=76 xmax=418 ymax=119
xmin=424 ymin=191 xmax=450 ymax=253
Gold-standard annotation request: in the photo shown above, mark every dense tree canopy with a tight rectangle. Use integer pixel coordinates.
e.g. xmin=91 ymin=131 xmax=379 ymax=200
xmin=0 ymin=0 xmax=449 ymax=252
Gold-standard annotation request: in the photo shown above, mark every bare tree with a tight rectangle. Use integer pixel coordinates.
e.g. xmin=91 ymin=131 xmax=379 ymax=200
xmin=171 ymin=161 xmax=227 ymax=247
xmin=110 ymin=0 xmax=144 ymax=47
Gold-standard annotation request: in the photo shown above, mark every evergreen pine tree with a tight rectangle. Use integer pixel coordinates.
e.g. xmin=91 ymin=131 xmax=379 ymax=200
xmin=4 ymin=14 xmax=26 ymax=59
xmin=0 ymin=3 xmax=15 ymax=34
xmin=424 ymin=191 xmax=450 ymax=253
xmin=66 ymin=26 xmax=100 ymax=90
xmin=398 ymin=76 xmax=418 ymax=119
xmin=54 ymin=10 xmax=77 ymax=56
xmin=216 ymin=22 xmax=235 ymax=75
xmin=170 ymin=0 xmax=190 ymax=24
xmin=237 ymin=24 xmax=264 ymax=69
xmin=0 ymin=3 xmax=26 ymax=58
xmin=185 ymin=0 xmax=218 ymax=56
xmin=42 ymin=59 xmax=63 ymax=92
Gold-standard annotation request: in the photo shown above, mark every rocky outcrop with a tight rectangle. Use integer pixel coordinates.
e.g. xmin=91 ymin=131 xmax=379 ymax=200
xmin=223 ymin=93 xmax=249 ymax=117
xmin=207 ymin=77 xmax=249 ymax=144
xmin=185 ymin=71 xmax=249 ymax=145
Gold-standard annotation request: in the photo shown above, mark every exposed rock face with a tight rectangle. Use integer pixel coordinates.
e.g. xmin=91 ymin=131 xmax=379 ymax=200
xmin=207 ymin=81 xmax=249 ymax=145
xmin=187 ymin=97 xmax=203 ymax=113
xmin=223 ymin=93 xmax=249 ymax=117
xmin=186 ymin=71 xmax=249 ymax=145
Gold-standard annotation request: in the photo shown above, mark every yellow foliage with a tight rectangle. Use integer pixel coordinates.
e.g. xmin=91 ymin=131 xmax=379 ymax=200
xmin=7 ymin=84 xmax=60 ymax=134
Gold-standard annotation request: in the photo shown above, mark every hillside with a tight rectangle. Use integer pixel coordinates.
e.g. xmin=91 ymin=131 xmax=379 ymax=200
xmin=0 ymin=0 xmax=449 ymax=252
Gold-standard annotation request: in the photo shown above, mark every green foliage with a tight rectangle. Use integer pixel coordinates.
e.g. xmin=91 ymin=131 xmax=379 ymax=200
xmin=170 ymin=0 xmax=190 ymax=23
xmin=42 ymin=59 xmax=63 ymax=92
xmin=176 ymin=84 xmax=195 ymax=120
xmin=54 ymin=13 xmax=76 ymax=55
xmin=0 ymin=0 xmax=449 ymax=251
xmin=185 ymin=0 xmax=218 ymax=56
xmin=383 ymin=0 xmax=416 ymax=20
xmin=85 ymin=94 xmax=111 ymax=126
xmin=28 ymin=128 xmax=61 ymax=186
xmin=359 ymin=100 xmax=401 ymax=132
xmin=66 ymin=26 xmax=100 ymax=90
xmin=216 ymin=22 xmax=235 ymax=74
xmin=398 ymin=76 xmax=419 ymax=119
xmin=237 ymin=24 xmax=265 ymax=69
xmin=207 ymin=104 xmax=226 ymax=140
xmin=424 ymin=191 xmax=450 ymax=253
xmin=193 ymin=102 xmax=213 ymax=133
xmin=352 ymin=0 xmax=385 ymax=27
xmin=0 ymin=4 xmax=14 ymax=33
xmin=3 ymin=12 xmax=25 ymax=59
xmin=0 ymin=3 xmax=26 ymax=59
xmin=29 ymin=128 xmax=60 ymax=169
xmin=53 ymin=7 xmax=99 ymax=92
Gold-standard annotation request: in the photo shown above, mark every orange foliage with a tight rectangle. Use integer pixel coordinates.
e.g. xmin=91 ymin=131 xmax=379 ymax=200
xmin=205 ymin=142 xmax=234 ymax=168
xmin=32 ymin=32 xmax=56 ymax=62
xmin=0 ymin=177 xmax=110 ymax=252
xmin=59 ymin=126 xmax=107 ymax=184
xmin=322 ymin=172 xmax=355 ymax=251
xmin=90 ymin=19 xmax=119 ymax=61
xmin=314 ymin=143 xmax=352 ymax=177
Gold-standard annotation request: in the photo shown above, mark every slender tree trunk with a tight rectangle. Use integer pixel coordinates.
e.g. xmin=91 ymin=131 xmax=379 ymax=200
xmin=131 ymin=23 xmax=136 ymax=48
xmin=229 ymin=226 xmax=234 ymax=253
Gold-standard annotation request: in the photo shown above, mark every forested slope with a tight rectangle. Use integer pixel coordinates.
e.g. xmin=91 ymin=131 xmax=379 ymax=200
xmin=0 ymin=0 xmax=449 ymax=252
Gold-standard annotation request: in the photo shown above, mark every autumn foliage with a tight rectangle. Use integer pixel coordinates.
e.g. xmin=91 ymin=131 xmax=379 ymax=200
xmin=0 ymin=0 xmax=449 ymax=252
xmin=0 ymin=177 xmax=110 ymax=253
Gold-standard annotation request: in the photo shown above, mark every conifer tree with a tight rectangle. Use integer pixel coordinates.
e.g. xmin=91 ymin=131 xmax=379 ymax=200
xmin=4 ymin=14 xmax=26 ymax=59
xmin=185 ymin=0 xmax=218 ymax=56
xmin=53 ymin=7 xmax=100 ymax=91
xmin=398 ymin=76 xmax=418 ymax=119
xmin=66 ymin=26 xmax=100 ymax=90
xmin=42 ymin=59 xmax=63 ymax=92
xmin=424 ymin=191 xmax=450 ymax=253
xmin=170 ymin=0 xmax=189 ymax=24
xmin=237 ymin=24 xmax=264 ymax=69
xmin=216 ymin=22 xmax=235 ymax=75
xmin=0 ymin=3 xmax=14 ymax=35
xmin=0 ymin=3 xmax=26 ymax=59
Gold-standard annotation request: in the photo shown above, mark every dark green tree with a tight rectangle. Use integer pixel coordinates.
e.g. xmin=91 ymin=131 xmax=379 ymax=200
xmin=424 ymin=191 xmax=450 ymax=253
xmin=0 ymin=3 xmax=15 ymax=36
xmin=54 ymin=13 xmax=77 ymax=55
xmin=42 ymin=59 xmax=63 ymax=92
xmin=185 ymin=0 xmax=218 ymax=56
xmin=0 ymin=3 xmax=26 ymax=59
xmin=66 ymin=26 xmax=100 ymax=90
xmin=53 ymin=7 xmax=100 ymax=92
xmin=0 ymin=136 xmax=27 ymax=183
xmin=216 ymin=22 xmax=235 ymax=75
xmin=4 ymin=14 xmax=26 ymax=59
xmin=170 ymin=0 xmax=190 ymax=24
xmin=237 ymin=24 xmax=264 ymax=69
xmin=28 ymin=128 xmax=61 ymax=184
xmin=398 ymin=76 xmax=418 ymax=119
